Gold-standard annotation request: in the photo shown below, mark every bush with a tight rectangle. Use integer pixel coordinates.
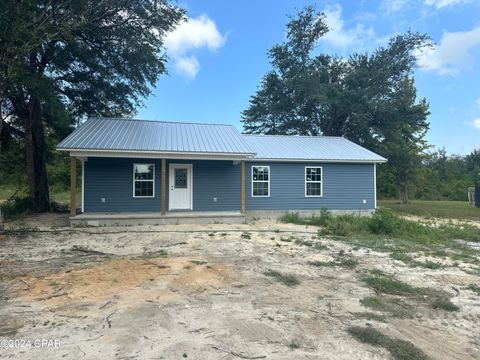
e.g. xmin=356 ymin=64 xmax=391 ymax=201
xmin=367 ymin=209 xmax=399 ymax=235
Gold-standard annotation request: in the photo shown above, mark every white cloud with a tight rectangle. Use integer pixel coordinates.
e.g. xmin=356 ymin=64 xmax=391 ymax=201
xmin=174 ymin=56 xmax=200 ymax=79
xmin=382 ymin=0 xmax=410 ymax=13
xmin=164 ymin=15 xmax=226 ymax=79
xmin=320 ymin=4 xmax=375 ymax=50
xmin=414 ymin=26 xmax=480 ymax=75
xmin=424 ymin=0 xmax=473 ymax=8
xmin=472 ymin=118 xmax=480 ymax=129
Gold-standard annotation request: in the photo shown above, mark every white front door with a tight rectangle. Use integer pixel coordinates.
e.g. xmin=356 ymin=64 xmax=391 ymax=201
xmin=169 ymin=164 xmax=193 ymax=210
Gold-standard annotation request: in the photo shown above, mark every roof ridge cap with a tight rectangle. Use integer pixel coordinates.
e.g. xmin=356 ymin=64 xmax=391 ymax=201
xmin=90 ymin=117 xmax=235 ymax=127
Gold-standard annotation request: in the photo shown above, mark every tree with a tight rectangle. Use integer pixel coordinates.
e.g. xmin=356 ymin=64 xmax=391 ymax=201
xmin=0 ymin=0 xmax=184 ymax=212
xmin=376 ymin=78 xmax=430 ymax=203
xmin=242 ymin=6 xmax=431 ymax=203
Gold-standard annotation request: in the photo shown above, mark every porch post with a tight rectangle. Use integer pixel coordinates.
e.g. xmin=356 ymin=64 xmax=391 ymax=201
xmin=241 ymin=160 xmax=245 ymax=213
xmin=161 ymin=159 xmax=166 ymax=215
xmin=70 ymin=157 xmax=77 ymax=216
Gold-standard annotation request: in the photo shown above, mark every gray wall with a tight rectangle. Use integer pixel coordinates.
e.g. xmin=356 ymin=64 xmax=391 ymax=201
xmin=84 ymin=158 xmax=375 ymax=212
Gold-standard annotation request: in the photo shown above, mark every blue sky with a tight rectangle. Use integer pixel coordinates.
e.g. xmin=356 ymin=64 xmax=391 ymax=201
xmin=137 ymin=0 xmax=480 ymax=155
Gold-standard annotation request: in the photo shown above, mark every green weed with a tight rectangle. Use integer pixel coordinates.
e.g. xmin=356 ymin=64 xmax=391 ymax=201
xmin=263 ymin=270 xmax=300 ymax=287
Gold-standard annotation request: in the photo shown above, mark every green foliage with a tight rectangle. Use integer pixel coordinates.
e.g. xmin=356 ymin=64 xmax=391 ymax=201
xmin=390 ymin=252 xmax=443 ymax=269
xmin=361 ymin=273 xmax=417 ymax=296
xmin=263 ymin=270 xmax=300 ymax=286
xmin=361 ymin=272 xmax=459 ymax=313
xmin=308 ymin=256 xmax=358 ymax=269
xmin=466 ymin=284 xmax=480 ymax=295
xmin=242 ymin=6 xmax=431 ymax=202
xmin=0 ymin=195 xmax=68 ymax=218
xmin=360 ymin=296 xmax=414 ymax=319
xmin=348 ymin=326 xmax=430 ymax=360
xmin=0 ymin=0 xmax=185 ymax=212
xmin=283 ymin=208 xmax=480 ymax=244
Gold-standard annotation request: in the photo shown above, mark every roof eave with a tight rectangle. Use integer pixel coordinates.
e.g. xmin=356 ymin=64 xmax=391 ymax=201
xmin=58 ymin=148 xmax=256 ymax=161
xmin=249 ymin=158 xmax=387 ymax=163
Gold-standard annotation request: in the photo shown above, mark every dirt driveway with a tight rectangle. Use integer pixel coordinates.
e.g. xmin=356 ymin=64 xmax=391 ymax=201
xmin=0 ymin=214 xmax=479 ymax=359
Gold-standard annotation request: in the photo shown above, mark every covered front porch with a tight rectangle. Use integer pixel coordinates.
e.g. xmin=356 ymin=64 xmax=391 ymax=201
xmin=68 ymin=156 xmax=247 ymax=224
xmin=70 ymin=210 xmax=246 ymax=226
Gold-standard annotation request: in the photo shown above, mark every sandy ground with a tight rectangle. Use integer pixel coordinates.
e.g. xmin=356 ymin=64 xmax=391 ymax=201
xmin=0 ymin=214 xmax=479 ymax=359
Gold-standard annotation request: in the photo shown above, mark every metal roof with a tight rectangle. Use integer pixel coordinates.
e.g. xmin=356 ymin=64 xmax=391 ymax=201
xmin=57 ymin=117 xmax=386 ymax=162
xmin=242 ymin=134 xmax=386 ymax=162
xmin=57 ymin=117 xmax=255 ymax=155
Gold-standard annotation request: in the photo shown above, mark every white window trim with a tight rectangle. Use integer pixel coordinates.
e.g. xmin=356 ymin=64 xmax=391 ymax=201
xmin=305 ymin=166 xmax=323 ymax=197
xmin=133 ymin=163 xmax=155 ymax=198
xmin=251 ymin=165 xmax=270 ymax=198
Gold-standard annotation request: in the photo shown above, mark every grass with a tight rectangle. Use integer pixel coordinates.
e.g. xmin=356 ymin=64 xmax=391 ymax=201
xmin=466 ymin=284 xmax=480 ymax=295
xmin=390 ymin=252 xmax=443 ymax=269
xmin=263 ymin=270 xmax=300 ymax=287
xmin=281 ymin=209 xmax=480 ymax=266
xmin=431 ymin=297 xmax=460 ymax=311
xmin=361 ymin=272 xmax=459 ymax=312
xmin=379 ymin=199 xmax=480 ymax=221
xmin=308 ymin=256 xmax=359 ymax=269
xmin=283 ymin=209 xmax=480 ymax=244
xmin=361 ymin=273 xmax=417 ymax=296
xmin=348 ymin=326 xmax=430 ymax=360
xmin=352 ymin=311 xmax=387 ymax=322
xmin=360 ymin=296 xmax=414 ymax=319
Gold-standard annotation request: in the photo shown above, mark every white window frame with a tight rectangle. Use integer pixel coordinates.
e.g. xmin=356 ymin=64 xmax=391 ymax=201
xmin=251 ymin=165 xmax=270 ymax=198
xmin=305 ymin=166 xmax=323 ymax=197
xmin=133 ymin=163 xmax=155 ymax=198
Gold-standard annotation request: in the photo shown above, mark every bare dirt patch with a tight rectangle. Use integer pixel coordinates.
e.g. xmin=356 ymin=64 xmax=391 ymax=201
xmin=11 ymin=257 xmax=232 ymax=306
xmin=0 ymin=214 xmax=478 ymax=359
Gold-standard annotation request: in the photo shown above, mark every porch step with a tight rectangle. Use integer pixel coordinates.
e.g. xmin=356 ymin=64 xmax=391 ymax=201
xmin=70 ymin=211 xmax=245 ymax=226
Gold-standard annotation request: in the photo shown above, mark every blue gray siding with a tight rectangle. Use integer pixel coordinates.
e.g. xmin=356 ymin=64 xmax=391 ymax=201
xmin=84 ymin=158 xmax=240 ymax=212
xmin=245 ymin=162 xmax=375 ymax=210
xmin=84 ymin=158 xmax=375 ymax=212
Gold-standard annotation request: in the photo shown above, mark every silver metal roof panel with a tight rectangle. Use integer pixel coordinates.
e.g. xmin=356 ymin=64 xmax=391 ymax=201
xmin=57 ymin=117 xmax=255 ymax=155
xmin=242 ymin=134 xmax=386 ymax=162
xmin=58 ymin=118 xmax=386 ymax=162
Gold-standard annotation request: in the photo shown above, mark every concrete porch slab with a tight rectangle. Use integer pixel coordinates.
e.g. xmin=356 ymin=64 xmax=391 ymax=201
xmin=70 ymin=211 xmax=246 ymax=226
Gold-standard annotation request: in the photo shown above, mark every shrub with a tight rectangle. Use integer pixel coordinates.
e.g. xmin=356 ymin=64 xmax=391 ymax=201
xmin=367 ymin=209 xmax=399 ymax=235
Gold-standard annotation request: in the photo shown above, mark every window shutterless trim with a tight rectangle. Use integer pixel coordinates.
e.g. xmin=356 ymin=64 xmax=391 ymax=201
xmin=305 ymin=166 xmax=323 ymax=197
xmin=251 ymin=165 xmax=270 ymax=197
xmin=133 ymin=163 xmax=155 ymax=198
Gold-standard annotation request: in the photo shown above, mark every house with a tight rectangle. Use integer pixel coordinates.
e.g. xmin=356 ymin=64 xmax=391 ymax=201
xmin=57 ymin=118 xmax=386 ymax=225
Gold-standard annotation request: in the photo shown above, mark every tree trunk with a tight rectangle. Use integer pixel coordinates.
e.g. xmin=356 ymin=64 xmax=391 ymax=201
xmin=400 ymin=184 xmax=409 ymax=204
xmin=24 ymin=97 xmax=50 ymax=212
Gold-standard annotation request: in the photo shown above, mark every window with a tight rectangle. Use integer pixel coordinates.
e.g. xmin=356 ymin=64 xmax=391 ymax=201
xmin=252 ymin=166 xmax=270 ymax=197
xmin=305 ymin=167 xmax=322 ymax=197
xmin=133 ymin=164 xmax=154 ymax=197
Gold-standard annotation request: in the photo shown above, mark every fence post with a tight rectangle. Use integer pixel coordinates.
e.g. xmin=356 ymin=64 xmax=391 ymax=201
xmin=475 ymin=185 xmax=480 ymax=208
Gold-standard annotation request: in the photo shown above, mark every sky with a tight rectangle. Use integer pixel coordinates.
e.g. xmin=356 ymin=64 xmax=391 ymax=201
xmin=137 ymin=0 xmax=480 ymax=155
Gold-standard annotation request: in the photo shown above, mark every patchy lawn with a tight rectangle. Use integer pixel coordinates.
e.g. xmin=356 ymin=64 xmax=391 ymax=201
xmin=379 ymin=199 xmax=480 ymax=221
xmin=0 ymin=214 xmax=479 ymax=359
